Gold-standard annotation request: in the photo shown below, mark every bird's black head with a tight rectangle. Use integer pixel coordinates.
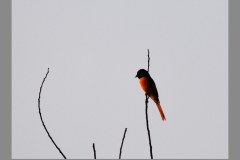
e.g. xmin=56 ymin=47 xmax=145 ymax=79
xmin=135 ymin=69 xmax=149 ymax=79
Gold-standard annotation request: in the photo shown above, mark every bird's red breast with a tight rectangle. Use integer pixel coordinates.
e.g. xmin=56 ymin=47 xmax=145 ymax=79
xmin=139 ymin=77 xmax=158 ymax=103
xmin=139 ymin=77 xmax=148 ymax=93
xmin=139 ymin=77 xmax=166 ymax=120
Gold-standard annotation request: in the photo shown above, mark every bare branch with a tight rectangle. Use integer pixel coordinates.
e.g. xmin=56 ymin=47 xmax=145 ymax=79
xmin=93 ymin=143 xmax=96 ymax=159
xmin=145 ymin=50 xmax=153 ymax=159
xmin=119 ymin=128 xmax=127 ymax=159
xmin=38 ymin=68 xmax=67 ymax=159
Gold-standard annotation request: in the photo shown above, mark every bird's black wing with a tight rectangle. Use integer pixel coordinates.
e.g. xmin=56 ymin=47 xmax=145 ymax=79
xmin=149 ymin=76 xmax=159 ymax=98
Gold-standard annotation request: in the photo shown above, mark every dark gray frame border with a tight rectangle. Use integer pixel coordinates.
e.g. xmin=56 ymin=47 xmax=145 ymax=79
xmin=0 ymin=0 xmax=11 ymax=159
xmin=0 ymin=0 xmax=236 ymax=159
xmin=229 ymin=0 xmax=239 ymax=160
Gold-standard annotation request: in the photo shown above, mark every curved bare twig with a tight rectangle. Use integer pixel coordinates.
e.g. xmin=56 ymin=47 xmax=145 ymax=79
xmin=38 ymin=68 xmax=67 ymax=159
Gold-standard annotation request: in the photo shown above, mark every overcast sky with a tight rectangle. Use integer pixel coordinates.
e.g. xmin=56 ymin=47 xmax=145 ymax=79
xmin=12 ymin=0 xmax=228 ymax=159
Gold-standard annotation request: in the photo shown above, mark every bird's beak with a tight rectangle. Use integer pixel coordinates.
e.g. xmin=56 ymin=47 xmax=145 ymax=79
xmin=135 ymin=75 xmax=137 ymax=78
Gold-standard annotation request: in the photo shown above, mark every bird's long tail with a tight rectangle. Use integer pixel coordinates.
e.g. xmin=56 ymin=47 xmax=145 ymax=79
xmin=156 ymin=102 xmax=166 ymax=121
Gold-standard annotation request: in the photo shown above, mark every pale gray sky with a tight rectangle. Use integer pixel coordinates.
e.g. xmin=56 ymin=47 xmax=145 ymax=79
xmin=12 ymin=0 xmax=228 ymax=159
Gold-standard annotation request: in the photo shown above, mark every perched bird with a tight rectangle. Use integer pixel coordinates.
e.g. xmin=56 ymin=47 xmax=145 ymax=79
xmin=135 ymin=69 xmax=166 ymax=121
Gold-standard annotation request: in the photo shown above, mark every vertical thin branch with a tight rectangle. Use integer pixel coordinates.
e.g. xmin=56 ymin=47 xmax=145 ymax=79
xmin=38 ymin=68 xmax=67 ymax=159
xmin=119 ymin=128 xmax=128 ymax=159
xmin=92 ymin=143 xmax=96 ymax=159
xmin=145 ymin=50 xmax=153 ymax=159
xmin=147 ymin=49 xmax=150 ymax=75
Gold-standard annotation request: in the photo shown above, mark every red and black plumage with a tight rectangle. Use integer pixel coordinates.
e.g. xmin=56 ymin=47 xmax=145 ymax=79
xmin=135 ymin=69 xmax=166 ymax=121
